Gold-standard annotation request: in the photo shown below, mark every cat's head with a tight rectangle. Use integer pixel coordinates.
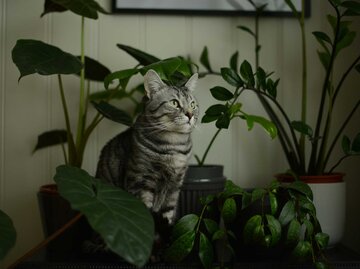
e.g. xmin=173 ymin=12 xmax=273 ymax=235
xmin=142 ymin=69 xmax=199 ymax=134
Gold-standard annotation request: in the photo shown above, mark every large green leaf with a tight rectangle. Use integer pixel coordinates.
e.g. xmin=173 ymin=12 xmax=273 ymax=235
xmin=221 ymin=67 xmax=243 ymax=87
xmin=117 ymin=44 xmax=160 ymax=66
xmin=50 ymin=0 xmax=108 ymax=19
xmin=0 ymin=210 xmax=16 ymax=260
xmin=92 ymin=101 xmax=133 ymax=126
xmin=287 ymin=181 xmax=313 ymax=200
xmin=243 ymin=215 xmax=262 ymax=244
xmin=265 ymin=214 xmax=281 ymax=247
xmin=33 ymin=129 xmax=67 ymax=152
xmin=77 ymin=56 xmax=111 ymax=82
xmin=104 ymin=69 xmax=139 ymax=90
xmin=54 ymin=165 xmax=154 ymax=267
xmin=12 ymin=39 xmax=82 ymax=80
xmin=286 ymin=219 xmax=301 ymax=245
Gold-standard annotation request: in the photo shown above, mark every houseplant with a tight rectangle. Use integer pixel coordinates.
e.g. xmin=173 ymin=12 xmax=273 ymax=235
xmin=236 ymin=0 xmax=360 ymax=245
xmin=165 ymin=179 xmax=330 ymax=269
xmin=10 ymin=0 xmax=193 ymax=267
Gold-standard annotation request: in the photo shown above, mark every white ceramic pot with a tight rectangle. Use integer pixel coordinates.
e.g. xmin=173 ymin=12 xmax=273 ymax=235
xmin=308 ymin=180 xmax=346 ymax=247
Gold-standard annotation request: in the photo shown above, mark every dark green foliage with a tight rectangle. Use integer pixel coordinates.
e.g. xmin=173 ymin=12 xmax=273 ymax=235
xmin=0 ymin=210 xmax=16 ymax=260
xmin=33 ymin=130 xmax=68 ymax=152
xmin=54 ymin=165 xmax=154 ymax=267
xmin=92 ymin=101 xmax=133 ymax=126
xmin=166 ymin=179 xmax=328 ymax=268
xmin=12 ymin=39 xmax=82 ymax=80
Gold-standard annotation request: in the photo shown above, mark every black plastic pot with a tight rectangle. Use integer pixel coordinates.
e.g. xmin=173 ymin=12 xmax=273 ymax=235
xmin=177 ymin=165 xmax=226 ymax=218
xmin=38 ymin=184 xmax=92 ymax=261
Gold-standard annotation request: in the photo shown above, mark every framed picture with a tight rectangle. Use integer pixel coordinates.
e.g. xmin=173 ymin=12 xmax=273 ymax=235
xmin=112 ymin=0 xmax=311 ymax=17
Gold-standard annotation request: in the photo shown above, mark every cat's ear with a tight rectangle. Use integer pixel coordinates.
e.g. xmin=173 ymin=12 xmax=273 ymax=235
xmin=185 ymin=73 xmax=198 ymax=92
xmin=144 ymin=69 xmax=166 ymax=98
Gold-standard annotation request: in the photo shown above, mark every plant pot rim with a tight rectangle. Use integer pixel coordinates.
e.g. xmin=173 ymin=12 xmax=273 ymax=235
xmin=39 ymin=183 xmax=59 ymax=195
xmin=275 ymin=173 xmax=345 ymax=183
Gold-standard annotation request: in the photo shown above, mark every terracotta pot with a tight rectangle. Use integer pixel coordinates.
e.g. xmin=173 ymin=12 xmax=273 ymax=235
xmin=38 ymin=184 xmax=92 ymax=261
xmin=276 ymin=173 xmax=346 ymax=247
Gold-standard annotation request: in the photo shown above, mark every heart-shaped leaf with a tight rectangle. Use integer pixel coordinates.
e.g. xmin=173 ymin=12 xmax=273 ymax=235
xmin=221 ymin=197 xmax=237 ymax=223
xmin=50 ymin=0 xmax=108 ymax=19
xmin=12 ymin=39 xmax=82 ymax=80
xmin=54 ymin=165 xmax=154 ymax=267
xmin=0 ymin=210 xmax=16 ymax=260
xmin=279 ymin=200 xmax=296 ymax=226
xmin=41 ymin=0 xmax=67 ymax=17
xmin=33 ymin=129 xmax=68 ymax=153
xmin=76 ymin=56 xmax=111 ymax=82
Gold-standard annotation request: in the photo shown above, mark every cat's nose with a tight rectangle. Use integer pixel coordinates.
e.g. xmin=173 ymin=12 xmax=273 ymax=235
xmin=185 ymin=111 xmax=193 ymax=120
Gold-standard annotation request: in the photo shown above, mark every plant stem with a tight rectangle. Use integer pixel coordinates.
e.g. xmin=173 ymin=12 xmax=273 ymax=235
xmin=199 ymin=128 xmax=222 ymax=166
xmin=299 ymin=0 xmax=307 ymax=167
xmin=308 ymin=2 xmax=341 ymax=174
xmin=7 ymin=214 xmax=83 ymax=269
xmin=57 ymin=74 xmax=74 ymax=164
xmin=323 ymin=100 xmax=360 ymax=171
xmin=75 ymin=15 xmax=86 ymax=167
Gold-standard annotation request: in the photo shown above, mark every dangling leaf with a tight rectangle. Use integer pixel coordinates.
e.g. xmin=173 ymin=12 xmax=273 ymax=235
xmin=216 ymin=114 xmax=231 ymax=129
xmin=243 ymin=215 xmax=262 ymax=244
xmin=50 ymin=0 xmax=108 ymax=19
xmin=291 ymin=240 xmax=312 ymax=260
xmin=33 ymin=129 xmax=68 ymax=153
xmin=200 ymin=46 xmax=212 ymax=72
xmin=54 ymin=165 xmax=154 ymax=268
xmin=279 ymin=200 xmax=296 ymax=226
xmin=199 ymin=233 xmax=214 ymax=269
xmin=287 ymin=181 xmax=313 ymax=200
xmin=351 ymin=133 xmax=360 ymax=153
xmin=41 ymin=0 xmax=67 ymax=17
xmin=12 ymin=39 xmax=82 ymax=80
xmin=92 ymin=101 xmax=133 ymax=126
xmin=117 ymin=44 xmax=161 ymax=66
xmin=286 ymin=219 xmax=301 ymax=245
xmin=204 ymin=104 xmax=227 ymax=117
xmin=265 ymin=214 xmax=281 ymax=246
xmin=76 ymin=56 xmax=111 ymax=82
xmin=0 ymin=210 xmax=16 ymax=261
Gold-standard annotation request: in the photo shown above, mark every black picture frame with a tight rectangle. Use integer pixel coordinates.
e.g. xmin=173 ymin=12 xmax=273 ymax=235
xmin=112 ymin=0 xmax=311 ymax=17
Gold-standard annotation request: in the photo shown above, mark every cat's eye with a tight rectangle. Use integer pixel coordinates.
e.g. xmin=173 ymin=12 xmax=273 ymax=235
xmin=190 ymin=101 xmax=196 ymax=109
xmin=170 ymin=99 xmax=180 ymax=108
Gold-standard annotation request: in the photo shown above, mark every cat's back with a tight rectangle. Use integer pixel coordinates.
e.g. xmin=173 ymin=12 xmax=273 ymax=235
xmin=96 ymin=128 xmax=133 ymax=186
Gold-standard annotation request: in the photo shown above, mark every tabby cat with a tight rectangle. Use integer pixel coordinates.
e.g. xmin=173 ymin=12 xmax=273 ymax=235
xmin=96 ymin=69 xmax=199 ymax=224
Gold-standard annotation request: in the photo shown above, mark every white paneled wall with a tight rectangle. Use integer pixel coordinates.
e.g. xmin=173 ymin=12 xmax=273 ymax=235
xmin=1 ymin=0 xmax=359 ymax=267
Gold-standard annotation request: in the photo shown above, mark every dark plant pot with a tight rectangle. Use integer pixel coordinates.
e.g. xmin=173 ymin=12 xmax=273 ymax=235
xmin=177 ymin=165 xmax=226 ymax=218
xmin=38 ymin=184 xmax=92 ymax=261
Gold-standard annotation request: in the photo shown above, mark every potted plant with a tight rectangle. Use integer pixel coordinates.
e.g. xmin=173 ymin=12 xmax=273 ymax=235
xmin=165 ymin=179 xmax=330 ymax=268
xmin=10 ymin=0 xmax=192 ymax=267
xmin=236 ymin=0 xmax=360 ymax=246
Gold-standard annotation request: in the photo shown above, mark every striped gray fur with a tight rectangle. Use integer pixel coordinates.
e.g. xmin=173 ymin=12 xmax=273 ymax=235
xmin=96 ymin=70 xmax=199 ymax=224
